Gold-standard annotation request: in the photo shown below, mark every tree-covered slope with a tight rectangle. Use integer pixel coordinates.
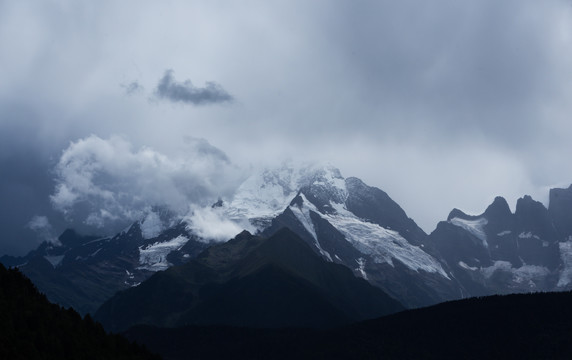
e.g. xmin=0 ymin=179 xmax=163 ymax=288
xmin=0 ymin=263 xmax=159 ymax=360
xmin=126 ymin=290 xmax=572 ymax=359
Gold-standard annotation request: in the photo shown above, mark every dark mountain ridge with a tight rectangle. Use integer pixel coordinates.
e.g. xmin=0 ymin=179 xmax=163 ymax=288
xmin=95 ymin=228 xmax=404 ymax=332
xmin=0 ymin=219 xmax=210 ymax=315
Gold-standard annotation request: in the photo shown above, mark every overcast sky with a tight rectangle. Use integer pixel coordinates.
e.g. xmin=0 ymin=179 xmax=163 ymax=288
xmin=2 ymin=0 xmax=572 ymax=255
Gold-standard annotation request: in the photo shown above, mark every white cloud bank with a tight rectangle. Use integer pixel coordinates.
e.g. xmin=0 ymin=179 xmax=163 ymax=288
xmin=184 ymin=205 xmax=254 ymax=243
xmin=50 ymin=135 xmax=244 ymax=231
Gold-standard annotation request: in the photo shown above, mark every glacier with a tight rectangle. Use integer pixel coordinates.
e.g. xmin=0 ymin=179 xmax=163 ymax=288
xmin=290 ymin=194 xmax=449 ymax=279
xmin=450 ymin=217 xmax=489 ymax=248
xmin=138 ymin=235 xmax=190 ymax=271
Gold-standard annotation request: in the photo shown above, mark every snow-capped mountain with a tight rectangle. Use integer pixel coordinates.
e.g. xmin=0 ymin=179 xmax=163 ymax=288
xmin=5 ymin=160 xmax=572 ymax=315
xmin=221 ymin=163 xmax=337 ymax=230
xmin=428 ymin=186 xmax=572 ymax=296
xmin=257 ymin=166 xmax=462 ymax=307
xmin=0 ymin=210 xmax=216 ymax=315
xmin=3 ymin=163 xmax=460 ymax=311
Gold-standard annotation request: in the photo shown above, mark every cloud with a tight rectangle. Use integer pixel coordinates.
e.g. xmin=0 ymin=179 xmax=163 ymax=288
xmin=184 ymin=204 xmax=254 ymax=243
xmin=27 ymin=215 xmax=60 ymax=245
xmin=50 ymin=135 xmax=244 ymax=233
xmin=121 ymin=81 xmax=144 ymax=96
xmin=154 ymin=70 xmax=233 ymax=105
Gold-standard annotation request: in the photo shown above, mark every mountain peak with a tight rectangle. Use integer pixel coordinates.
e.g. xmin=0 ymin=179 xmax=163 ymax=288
xmin=223 ymin=163 xmax=345 ymax=230
xmin=515 ymin=195 xmax=546 ymax=214
xmin=549 ymin=184 xmax=572 ymax=210
xmin=483 ymin=196 xmax=512 ymax=220
xmin=58 ymin=229 xmax=98 ymax=248
xmin=549 ymin=184 xmax=572 ymax=238
xmin=447 ymin=208 xmax=472 ymax=221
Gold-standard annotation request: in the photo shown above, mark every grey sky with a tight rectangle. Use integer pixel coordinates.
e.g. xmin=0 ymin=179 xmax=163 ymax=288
xmin=1 ymin=0 xmax=572 ymax=255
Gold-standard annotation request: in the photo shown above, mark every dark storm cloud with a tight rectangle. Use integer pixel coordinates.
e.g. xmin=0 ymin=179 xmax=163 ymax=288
xmin=154 ymin=70 xmax=233 ymax=105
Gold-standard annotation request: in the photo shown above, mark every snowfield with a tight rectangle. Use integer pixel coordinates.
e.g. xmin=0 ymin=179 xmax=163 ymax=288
xmin=138 ymin=235 xmax=190 ymax=271
xmin=290 ymin=195 xmax=450 ymax=279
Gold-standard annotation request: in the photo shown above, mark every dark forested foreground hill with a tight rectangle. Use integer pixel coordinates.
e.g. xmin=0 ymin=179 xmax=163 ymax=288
xmin=125 ymin=290 xmax=572 ymax=360
xmin=0 ymin=264 xmax=160 ymax=360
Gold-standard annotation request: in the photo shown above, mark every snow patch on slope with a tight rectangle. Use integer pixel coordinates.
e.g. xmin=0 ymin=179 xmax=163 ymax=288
xmin=481 ymin=260 xmax=549 ymax=287
xmin=518 ymin=232 xmax=540 ymax=240
xmin=557 ymin=238 xmax=572 ymax=287
xmin=356 ymin=257 xmax=368 ymax=280
xmin=450 ymin=217 xmax=489 ymax=248
xmin=138 ymin=235 xmax=190 ymax=271
xmin=459 ymin=261 xmax=478 ymax=271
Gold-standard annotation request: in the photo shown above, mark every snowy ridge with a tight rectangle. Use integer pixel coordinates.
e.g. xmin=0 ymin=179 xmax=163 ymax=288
xmin=222 ymin=163 xmax=347 ymax=231
xmin=308 ymin=166 xmax=348 ymax=205
xmin=450 ymin=217 xmax=489 ymax=248
xmin=289 ymin=194 xmax=332 ymax=261
xmin=230 ymin=163 xmax=450 ymax=279
xmin=223 ymin=164 xmax=314 ymax=229
xmin=294 ymin=196 xmax=449 ymax=278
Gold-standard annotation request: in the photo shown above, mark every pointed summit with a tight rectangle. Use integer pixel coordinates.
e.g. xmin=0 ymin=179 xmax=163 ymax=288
xmin=447 ymin=208 xmax=472 ymax=221
xmin=483 ymin=196 xmax=512 ymax=221
xmin=299 ymin=165 xmax=348 ymax=214
xmin=515 ymin=195 xmax=547 ymax=220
